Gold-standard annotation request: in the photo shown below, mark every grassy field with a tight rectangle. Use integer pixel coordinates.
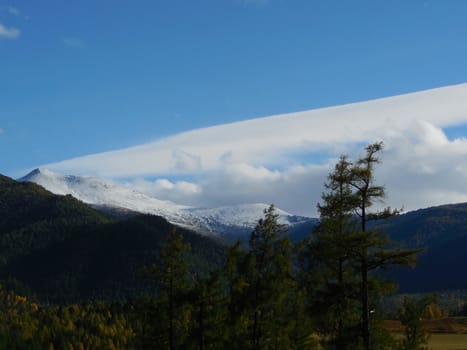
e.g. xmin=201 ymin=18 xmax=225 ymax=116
xmin=384 ymin=318 xmax=467 ymax=350
xmin=428 ymin=334 xmax=467 ymax=350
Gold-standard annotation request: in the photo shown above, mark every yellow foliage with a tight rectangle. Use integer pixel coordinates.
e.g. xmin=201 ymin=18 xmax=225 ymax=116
xmin=15 ymin=295 xmax=27 ymax=304
xmin=30 ymin=303 xmax=39 ymax=312
xmin=424 ymin=303 xmax=449 ymax=320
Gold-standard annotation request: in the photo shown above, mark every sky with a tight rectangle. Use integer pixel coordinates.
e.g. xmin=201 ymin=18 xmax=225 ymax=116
xmin=2 ymin=0 xmax=467 ymax=216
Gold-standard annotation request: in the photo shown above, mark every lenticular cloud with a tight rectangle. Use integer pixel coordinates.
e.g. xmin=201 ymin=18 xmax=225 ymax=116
xmin=45 ymin=83 xmax=467 ymax=178
xmin=44 ymin=83 xmax=467 ymax=216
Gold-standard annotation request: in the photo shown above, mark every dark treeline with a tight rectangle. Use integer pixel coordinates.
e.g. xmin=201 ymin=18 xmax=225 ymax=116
xmin=0 ymin=143 xmax=426 ymax=349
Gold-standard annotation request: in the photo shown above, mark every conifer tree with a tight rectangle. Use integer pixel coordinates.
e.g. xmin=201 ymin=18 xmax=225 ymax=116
xmin=305 ymin=143 xmax=421 ymax=350
xmin=311 ymin=156 xmax=361 ymax=349
xmin=247 ymin=204 xmax=293 ymax=350
xmin=225 ymin=205 xmax=296 ymax=350
xmin=188 ymin=270 xmax=228 ymax=350
xmin=146 ymin=227 xmax=191 ymax=350
xmin=349 ymin=142 xmax=420 ymax=350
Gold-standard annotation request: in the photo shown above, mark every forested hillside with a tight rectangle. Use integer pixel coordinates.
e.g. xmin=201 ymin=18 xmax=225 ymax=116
xmin=374 ymin=203 xmax=467 ymax=292
xmin=0 ymin=174 xmax=227 ymax=303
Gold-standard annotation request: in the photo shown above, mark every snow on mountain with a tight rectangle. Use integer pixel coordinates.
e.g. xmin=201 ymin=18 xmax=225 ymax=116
xmin=187 ymin=203 xmax=303 ymax=229
xmin=19 ymin=168 xmax=312 ymax=236
xmin=19 ymin=168 xmax=192 ymax=224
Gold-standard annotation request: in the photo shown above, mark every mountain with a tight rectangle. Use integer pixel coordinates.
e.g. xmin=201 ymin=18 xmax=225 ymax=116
xmin=373 ymin=203 xmax=467 ymax=293
xmin=9 ymin=169 xmax=467 ymax=296
xmin=0 ymin=174 xmax=227 ymax=303
xmin=19 ymin=168 xmax=313 ymax=237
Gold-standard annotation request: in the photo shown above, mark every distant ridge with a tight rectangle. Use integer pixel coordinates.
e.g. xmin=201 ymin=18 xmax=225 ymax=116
xmin=19 ymin=168 xmax=313 ymax=237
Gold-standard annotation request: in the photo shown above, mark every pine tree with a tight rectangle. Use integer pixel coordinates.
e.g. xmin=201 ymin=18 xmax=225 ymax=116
xmin=247 ymin=204 xmax=293 ymax=350
xmin=349 ymin=142 xmax=420 ymax=350
xmin=145 ymin=227 xmax=191 ymax=350
xmin=303 ymin=143 xmax=421 ymax=350
xmin=188 ymin=270 xmax=228 ymax=350
xmin=311 ymin=156 xmax=361 ymax=349
xmin=225 ymin=205 xmax=296 ymax=350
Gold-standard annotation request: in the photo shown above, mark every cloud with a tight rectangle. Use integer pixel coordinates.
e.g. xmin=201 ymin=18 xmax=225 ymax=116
xmin=173 ymin=149 xmax=202 ymax=172
xmin=376 ymin=122 xmax=467 ymax=214
xmin=125 ymin=163 xmax=329 ymax=216
xmin=45 ymin=83 xmax=467 ymax=178
xmin=0 ymin=128 xmax=4 ymax=135
xmin=0 ymin=23 xmax=20 ymax=39
xmin=125 ymin=123 xmax=467 ymax=217
xmin=62 ymin=37 xmax=84 ymax=48
xmin=128 ymin=178 xmax=203 ymax=205
xmin=44 ymin=83 xmax=467 ymax=216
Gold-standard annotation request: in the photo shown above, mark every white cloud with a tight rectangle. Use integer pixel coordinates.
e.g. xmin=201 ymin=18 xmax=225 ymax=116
xmin=44 ymin=83 xmax=467 ymax=216
xmin=0 ymin=128 xmax=4 ymax=135
xmin=0 ymin=23 xmax=20 ymax=39
xmin=62 ymin=37 xmax=84 ymax=48
xmin=124 ymin=164 xmax=329 ymax=216
xmin=128 ymin=178 xmax=202 ymax=206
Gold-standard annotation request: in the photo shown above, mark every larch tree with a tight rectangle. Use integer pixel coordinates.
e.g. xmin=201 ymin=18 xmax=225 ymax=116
xmin=306 ymin=142 xmax=421 ymax=350
xmin=349 ymin=142 xmax=420 ymax=350
xmin=311 ymin=155 xmax=362 ymax=349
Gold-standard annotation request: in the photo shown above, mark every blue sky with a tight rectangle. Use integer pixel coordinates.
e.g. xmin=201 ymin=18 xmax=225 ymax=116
xmin=2 ymin=1 xmax=467 ymax=215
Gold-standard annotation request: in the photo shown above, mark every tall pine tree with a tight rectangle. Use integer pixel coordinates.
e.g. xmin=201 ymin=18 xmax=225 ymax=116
xmin=349 ymin=142 xmax=420 ymax=350
xmin=311 ymin=156 xmax=361 ymax=349
xmin=304 ymin=143 xmax=421 ymax=350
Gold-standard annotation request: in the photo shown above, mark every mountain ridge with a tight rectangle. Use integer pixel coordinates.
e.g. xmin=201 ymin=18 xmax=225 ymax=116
xmin=19 ymin=168 xmax=313 ymax=237
xmin=5 ymin=171 xmax=467 ymax=296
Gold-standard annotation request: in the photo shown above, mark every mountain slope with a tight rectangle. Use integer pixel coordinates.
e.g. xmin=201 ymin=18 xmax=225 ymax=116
xmin=373 ymin=203 xmax=467 ymax=292
xmin=0 ymin=174 xmax=109 ymax=265
xmin=0 ymin=174 xmax=227 ymax=302
xmin=20 ymin=168 xmax=313 ymax=237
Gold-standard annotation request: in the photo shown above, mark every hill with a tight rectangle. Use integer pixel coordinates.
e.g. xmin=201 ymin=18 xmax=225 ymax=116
xmin=287 ymin=202 xmax=467 ymax=293
xmin=0 ymin=174 xmax=227 ymax=303
xmin=374 ymin=203 xmax=467 ymax=292
xmin=4 ymin=171 xmax=467 ymax=300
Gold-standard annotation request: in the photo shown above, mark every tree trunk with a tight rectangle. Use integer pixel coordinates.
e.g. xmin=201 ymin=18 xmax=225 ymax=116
xmin=361 ymin=200 xmax=370 ymax=350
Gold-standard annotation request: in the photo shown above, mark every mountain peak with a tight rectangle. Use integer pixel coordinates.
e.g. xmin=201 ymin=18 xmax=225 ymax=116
xmin=20 ymin=168 xmax=41 ymax=179
xmin=20 ymin=167 xmax=57 ymax=181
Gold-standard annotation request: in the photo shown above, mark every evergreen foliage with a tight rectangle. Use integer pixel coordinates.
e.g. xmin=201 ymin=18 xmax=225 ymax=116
xmin=144 ymin=228 xmax=192 ymax=349
xmin=349 ymin=142 xmax=420 ymax=350
xmin=299 ymin=143 xmax=421 ymax=350
xmin=223 ymin=205 xmax=313 ymax=350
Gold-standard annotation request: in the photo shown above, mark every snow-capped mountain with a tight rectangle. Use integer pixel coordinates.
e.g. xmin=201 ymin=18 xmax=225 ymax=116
xmin=19 ymin=168 xmax=312 ymax=237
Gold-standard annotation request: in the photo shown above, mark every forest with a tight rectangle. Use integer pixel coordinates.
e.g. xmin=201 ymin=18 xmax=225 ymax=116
xmin=0 ymin=143 xmax=455 ymax=349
